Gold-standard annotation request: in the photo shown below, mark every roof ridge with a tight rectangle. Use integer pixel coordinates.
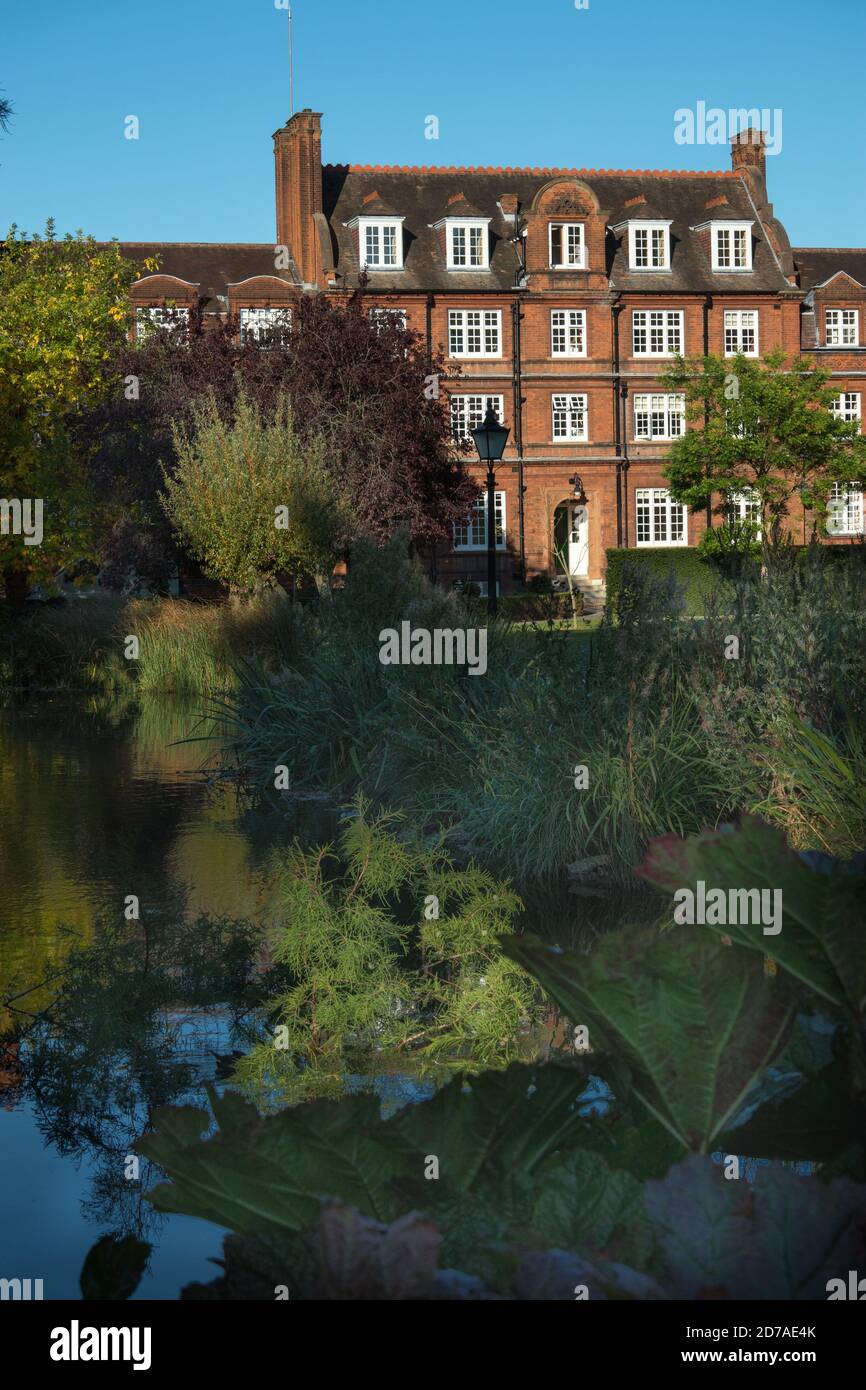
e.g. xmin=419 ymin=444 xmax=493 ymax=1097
xmin=794 ymin=246 xmax=866 ymax=253
xmin=112 ymin=241 xmax=275 ymax=248
xmin=328 ymin=163 xmax=736 ymax=178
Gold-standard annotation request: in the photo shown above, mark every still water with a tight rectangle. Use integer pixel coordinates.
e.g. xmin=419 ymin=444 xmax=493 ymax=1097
xmin=0 ymin=696 xmax=636 ymax=1299
xmin=0 ymin=697 xmax=296 ymax=1299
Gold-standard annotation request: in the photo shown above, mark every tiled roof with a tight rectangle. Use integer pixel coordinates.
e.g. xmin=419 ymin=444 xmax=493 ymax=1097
xmin=114 ymin=244 xmax=294 ymax=303
xmin=609 ymin=200 xmax=669 ymax=225
xmin=793 ymin=248 xmax=866 ymax=291
xmin=322 ymin=167 xmax=791 ymax=293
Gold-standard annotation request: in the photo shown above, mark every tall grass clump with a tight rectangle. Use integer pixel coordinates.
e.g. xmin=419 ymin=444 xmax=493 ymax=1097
xmin=217 ymin=542 xmax=866 ymax=879
xmin=0 ymin=590 xmax=308 ymax=695
xmin=215 ymin=545 xmax=746 ymax=882
xmin=753 ymin=708 xmax=866 ymax=855
xmin=214 ymin=531 xmax=538 ymax=797
xmin=688 ymin=545 xmax=866 ymax=855
xmin=406 ymin=561 xmax=742 ymax=883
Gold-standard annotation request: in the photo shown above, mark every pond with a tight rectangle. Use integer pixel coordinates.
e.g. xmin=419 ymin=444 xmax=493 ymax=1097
xmin=0 ymin=695 xmax=643 ymax=1299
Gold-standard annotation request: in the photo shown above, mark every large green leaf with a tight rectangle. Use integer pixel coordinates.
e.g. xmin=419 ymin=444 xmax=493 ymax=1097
xmin=136 ymin=1084 xmax=405 ymax=1232
xmin=136 ymin=1064 xmax=655 ymax=1244
xmin=531 ymin=1151 xmax=649 ymax=1263
xmin=386 ymin=1061 xmax=596 ymax=1190
xmin=502 ymin=928 xmax=796 ymax=1152
xmin=636 ymin=816 xmax=865 ymax=1021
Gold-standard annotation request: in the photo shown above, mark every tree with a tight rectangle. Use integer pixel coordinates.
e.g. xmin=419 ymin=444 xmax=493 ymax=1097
xmin=0 ymin=223 xmax=139 ymax=601
xmin=284 ymin=293 xmax=478 ymax=549
xmin=661 ymin=350 xmax=866 ymax=548
xmin=75 ymin=291 xmax=477 ymax=586
xmin=160 ymin=388 xmax=349 ymax=596
xmin=0 ymin=94 xmax=13 ymax=132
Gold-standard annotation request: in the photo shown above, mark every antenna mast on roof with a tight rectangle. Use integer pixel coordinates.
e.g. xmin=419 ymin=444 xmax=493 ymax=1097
xmin=288 ymin=4 xmax=294 ymax=116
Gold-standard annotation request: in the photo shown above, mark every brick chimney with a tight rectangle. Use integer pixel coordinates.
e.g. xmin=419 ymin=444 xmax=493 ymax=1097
xmin=273 ymin=109 xmax=323 ymax=287
xmin=730 ymin=128 xmax=767 ymax=203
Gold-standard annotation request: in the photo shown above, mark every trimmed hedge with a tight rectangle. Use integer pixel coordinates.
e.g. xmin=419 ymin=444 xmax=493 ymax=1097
xmin=605 ymin=548 xmax=720 ymax=614
xmin=605 ymin=543 xmax=866 ymax=615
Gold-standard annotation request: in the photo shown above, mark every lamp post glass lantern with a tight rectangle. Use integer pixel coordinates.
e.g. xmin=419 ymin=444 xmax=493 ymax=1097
xmin=569 ymin=473 xmax=587 ymax=505
xmin=471 ymin=406 xmax=510 ymax=616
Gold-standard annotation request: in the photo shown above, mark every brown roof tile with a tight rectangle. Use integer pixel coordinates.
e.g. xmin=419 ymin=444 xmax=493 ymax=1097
xmin=793 ymin=248 xmax=866 ymax=291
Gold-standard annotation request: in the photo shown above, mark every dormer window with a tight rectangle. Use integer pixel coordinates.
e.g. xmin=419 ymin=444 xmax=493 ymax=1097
xmin=711 ymin=222 xmax=753 ymax=272
xmin=357 ymin=217 xmax=405 ymax=271
xmin=549 ymin=222 xmax=585 ymax=269
xmin=446 ymin=220 xmax=490 ymax=270
xmin=628 ymin=222 xmax=671 ymax=271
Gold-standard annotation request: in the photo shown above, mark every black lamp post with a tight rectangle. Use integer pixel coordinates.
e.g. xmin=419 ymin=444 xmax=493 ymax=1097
xmin=471 ymin=406 xmax=510 ymax=617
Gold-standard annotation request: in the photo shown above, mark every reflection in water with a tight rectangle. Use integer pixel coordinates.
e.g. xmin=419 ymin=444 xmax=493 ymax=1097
xmin=0 ymin=695 xmax=653 ymax=1298
xmin=0 ymin=698 xmax=283 ymax=1297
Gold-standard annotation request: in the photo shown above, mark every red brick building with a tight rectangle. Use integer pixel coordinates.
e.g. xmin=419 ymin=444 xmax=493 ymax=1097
xmin=123 ymin=112 xmax=866 ymax=599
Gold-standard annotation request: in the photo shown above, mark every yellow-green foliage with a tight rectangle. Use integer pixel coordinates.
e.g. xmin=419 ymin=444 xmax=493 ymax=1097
xmin=235 ymin=803 xmax=540 ymax=1102
xmin=161 ymin=389 xmax=349 ymax=593
xmin=0 ymin=222 xmax=140 ymax=582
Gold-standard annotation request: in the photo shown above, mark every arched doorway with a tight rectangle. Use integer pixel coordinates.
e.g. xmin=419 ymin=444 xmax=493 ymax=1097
xmin=553 ymin=501 xmax=589 ymax=578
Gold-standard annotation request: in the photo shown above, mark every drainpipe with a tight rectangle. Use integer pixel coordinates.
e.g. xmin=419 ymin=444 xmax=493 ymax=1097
xmin=426 ymin=292 xmax=434 ymax=367
xmin=612 ymin=300 xmax=623 ymax=547
xmin=511 ymin=299 xmax=526 ymax=584
xmin=620 ymin=383 xmax=630 ymax=547
xmin=703 ymin=294 xmax=713 ymax=534
xmin=427 ymin=292 xmax=436 ymax=584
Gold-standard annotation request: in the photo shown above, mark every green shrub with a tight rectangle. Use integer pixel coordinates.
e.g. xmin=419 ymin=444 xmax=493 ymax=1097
xmin=498 ymin=591 xmax=580 ymax=623
xmin=233 ymin=802 xmax=540 ymax=1101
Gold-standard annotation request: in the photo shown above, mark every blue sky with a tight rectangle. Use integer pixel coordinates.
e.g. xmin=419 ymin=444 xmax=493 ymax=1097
xmin=1 ymin=0 xmax=864 ymax=247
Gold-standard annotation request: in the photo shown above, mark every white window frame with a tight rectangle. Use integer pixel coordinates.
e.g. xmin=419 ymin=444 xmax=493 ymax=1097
xmin=827 ymin=482 xmax=864 ymax=536
xmin=449 ymin=394 xmax=505 ymax=448
xmin=635 ymin=488 xmax=687 ymax=547
xmin=633 ymin=393 xmax=685 ymax=440
xmin=453 ymin=490 xmax=506 ymax=551
xmin=239 ymin=306 xmax=292 ymax=346
xmin=831 ymin=392 xmax=861 ymax=423
xmin=712 ymin=223 xmax=753 ymax=272
xmin=825 ymin=309 xmax=860 ymax=347
xmin=135 ymin=305 xmax=188 ymax=340
xmin=549 ymin=222 xmax=586 ymax=269
xmin=550 ymin=309 xmax=586 ymax=357
xmin=551 ymin=393 xmax=588 ymax=441
xmin=358 ymin=217 xmax=405 ymax=271
xmin=448 ymin=309 xmax=502 ymax=358
xmin=628 ymin=221 xmax=671 ymax=271
xmin=368 ymin=307 xmax=408 ymax=332
xmin=632 ymin=310 xmax=683 ymax=357
xmin=727 ymin=487 xmax=762 ymax=540
xmin=724 ymin=309 xmax=759 ymax=357
xmin=446 ymin=219 xmax=490 ymax=271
